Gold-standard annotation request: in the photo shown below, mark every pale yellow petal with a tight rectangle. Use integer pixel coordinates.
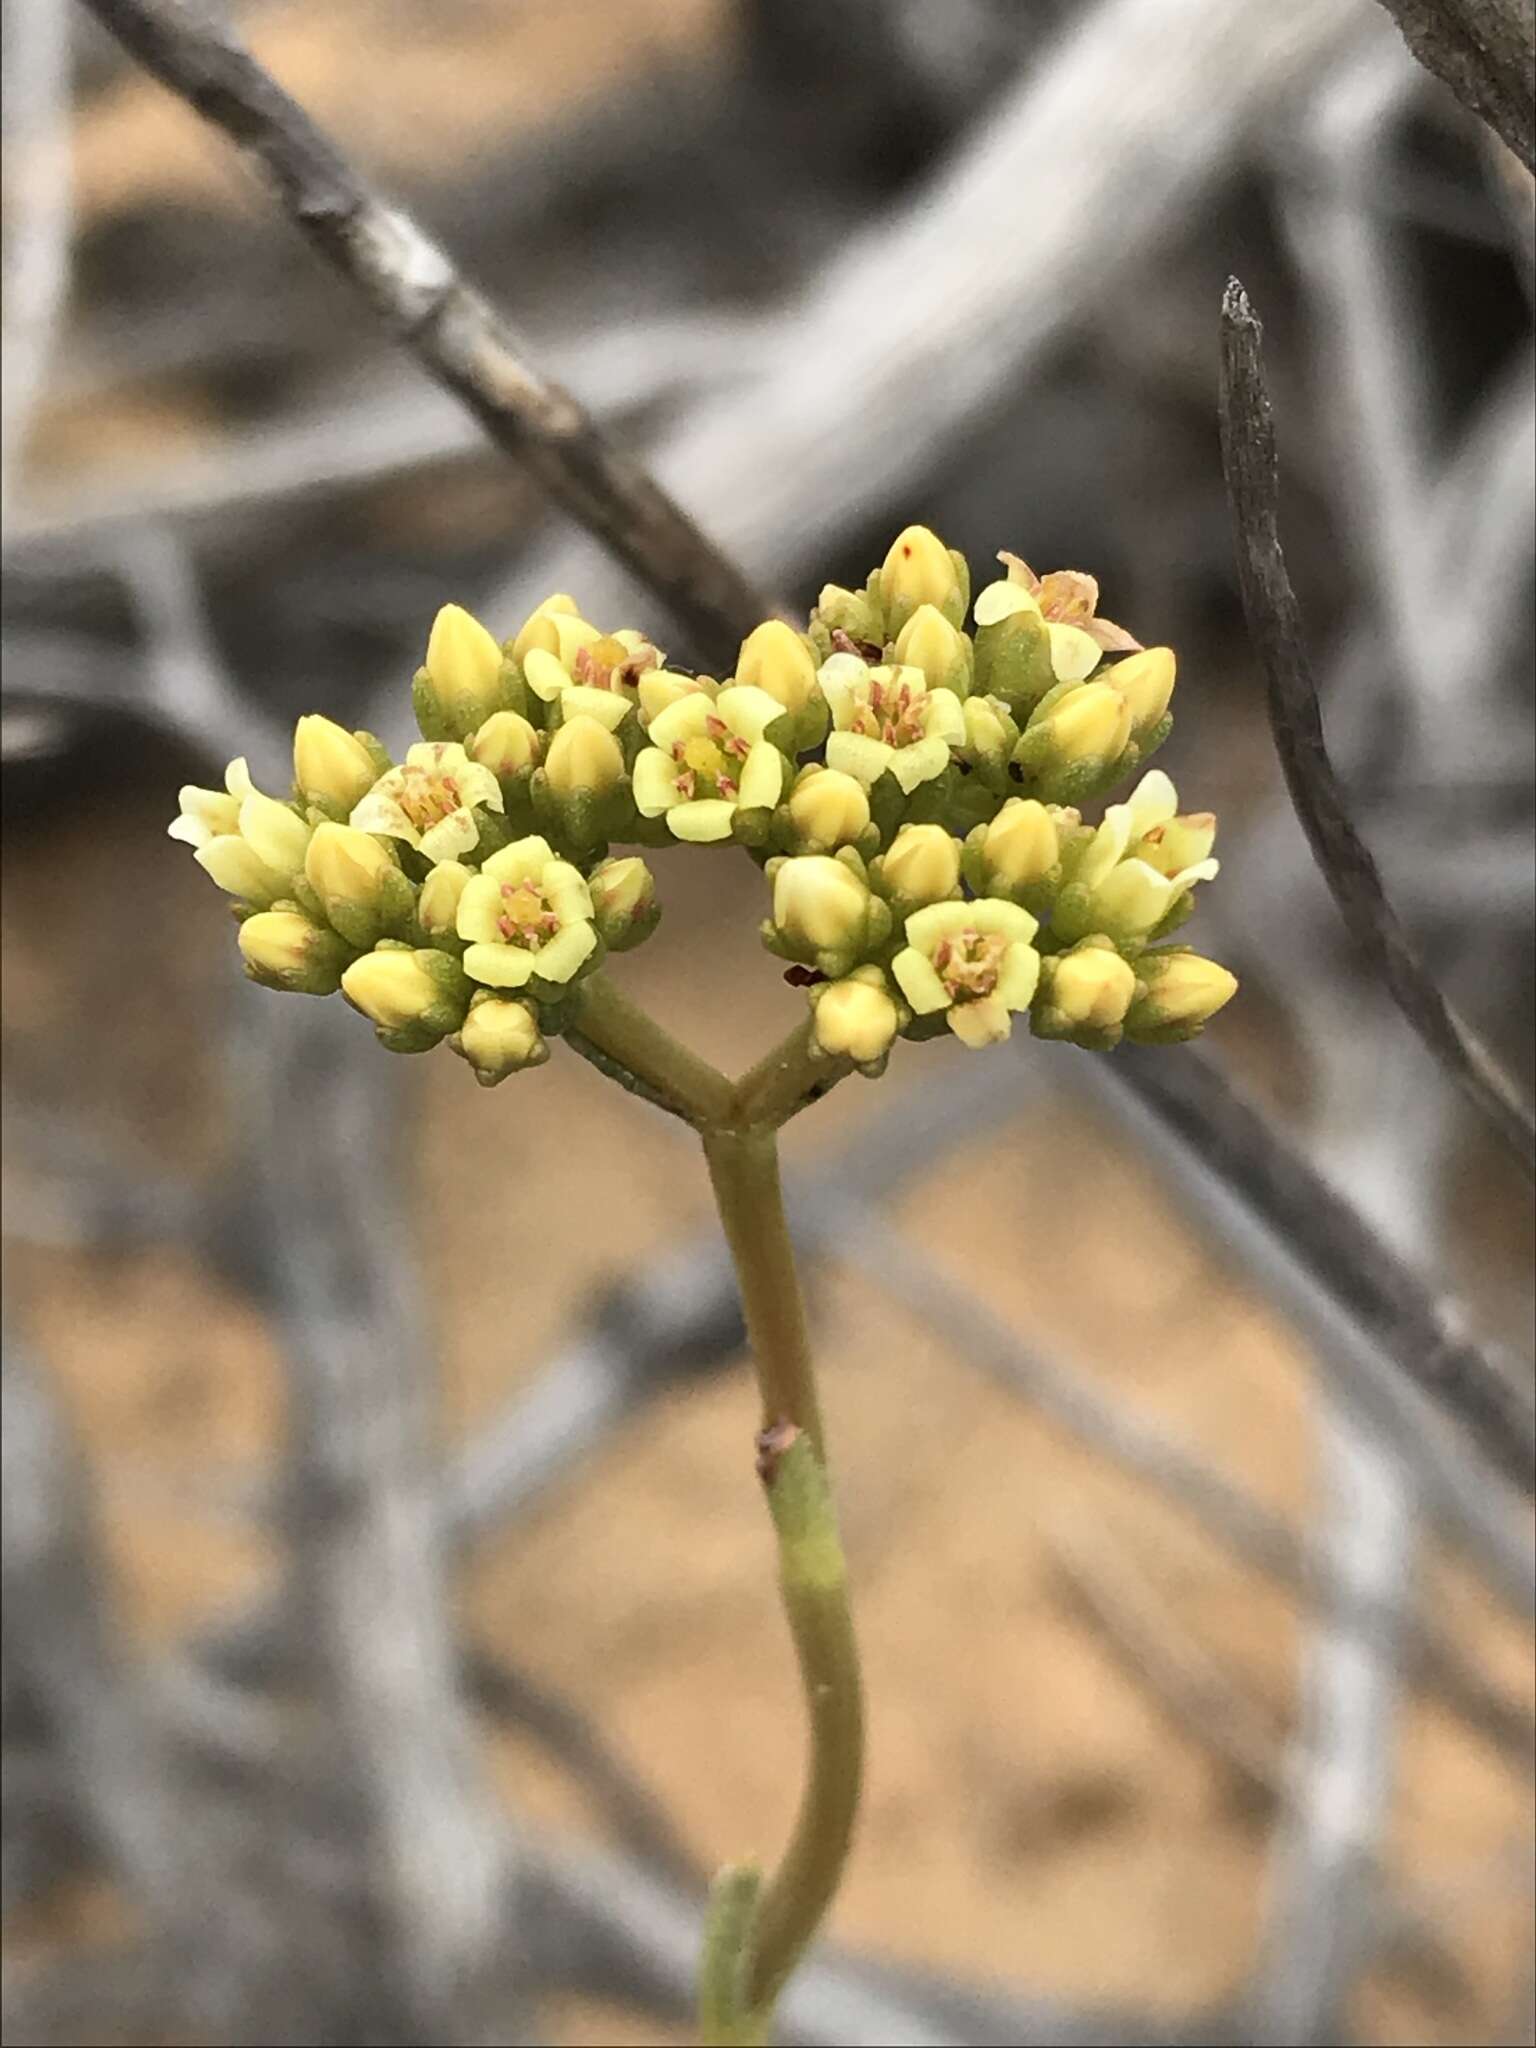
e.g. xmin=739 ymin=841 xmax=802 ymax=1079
xmin=632 ymin=748 xmax=681 ymax=817
xmin=667 ymin=800 xmax=736 ymax=843
xmin=463 ymin=941 xmax=536 ymax=988
xmin=891 ymin=946 xmax=951 ymax=1014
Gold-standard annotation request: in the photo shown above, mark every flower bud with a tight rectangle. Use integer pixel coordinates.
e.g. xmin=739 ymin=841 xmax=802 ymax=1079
xmin=877 ymin=823 xmax=960 ymax=909
xmin=510 ymin=595 xmax=598 ymax=667
xmin=810 ymin=581 xmax=882 ymax=653
xmin=470 ymin=710 xmax=541 ymax=779
xmin=974 ymin=798 xmax=1058 ymax=891
xmin=450 ymin=994 xmax=548 ymax=1084
xmin=892 ymin=605 xmax=971 ymax=697
xmin=736 ymin=621 xmax=818 ymax=715
xmin=878 ymin=525 xmax=967 ymax=630
xmin=785 ymin=766 xmax=870 ymax=852
xmin=341 ymin=945 xmax=470 ymax=1042
xmin=237 ymin=910 xmax=351 ymax=995
xmin=237 ymin=789 xmax=312 ymax=880
xmin=587 ymin=856 xmax=660 ymax=952
xmin=195 ymin=836 xmax=288 ymax=907
xmin=767 ymin=854 xmax=889 ymax=975
xmin=1110 ymin=646 xmax=1175 ymax=730
xmin=293 ymin=715 xmax=378 ymax=813
xmin=418 ymin=860 xmax=473 ymax=941
xmin=1033 ymin=682 xmax=1132 ymax=765
xmin=420 ymin=603 xmax=506 ymax=736
xmin=1124 ymin=950 xmax=1238 ymax=1042
xmin=1046 ymin=944 xmax=1137 ymax=1031
xmin=810 ymin=968 xmax=901 ymax=1066
xmin=543 ymin=714 xmax=625 ymax=796
xmin=960 ymin=693 xmax=1016 ymax=772
xmin=304 ymin=822 xmax=395 ymax=905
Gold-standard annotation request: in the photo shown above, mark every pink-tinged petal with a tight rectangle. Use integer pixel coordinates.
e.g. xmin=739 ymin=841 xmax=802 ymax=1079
xmin=1037 ymin=570 xmax=1100 ymax=624
xmin=632 ymin=748 xmax=681 ymax=817
xmin=418 ymin=810 xmax=480 ymax=864
xmin=948 ymin=996 xmax=1013 ymax=1047
xmin=1086 ymin=617 xmax=1143 ymax=653
xmin=997 ymin=552 xmax=1042 ymax=593
xmin=350 ymin=790 xmax=419 ymax=846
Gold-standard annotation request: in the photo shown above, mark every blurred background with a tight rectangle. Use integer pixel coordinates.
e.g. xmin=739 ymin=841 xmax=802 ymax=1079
xmin=2 ymin=2 xmax=1533 ymax=2044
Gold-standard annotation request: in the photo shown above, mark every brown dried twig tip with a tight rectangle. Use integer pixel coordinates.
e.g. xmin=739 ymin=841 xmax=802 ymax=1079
xmin=76 ymin=0 xmax=771 ymax=666
xmin=1370 ymin=0 xmax=1534 ymax=173
xmin=1217 ymin=277 xmax=1536 ymax=1188
xmin=755 ymin=1418 xmax=801 ymax=1485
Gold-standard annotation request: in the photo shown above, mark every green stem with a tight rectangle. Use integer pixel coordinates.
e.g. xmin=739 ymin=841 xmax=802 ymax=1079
xmin=569 ymin=972 xmax=737 ymax=1129
xmin=701 ymin=1125 xmax=864 ymax=2031
xmin=732 ymin=1020 xmax=848 ymax=1131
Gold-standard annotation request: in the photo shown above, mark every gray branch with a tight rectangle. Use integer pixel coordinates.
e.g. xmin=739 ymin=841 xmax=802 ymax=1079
xmin=1372 ymin=0 xmax=1535 ymax=168
xmin=75 ymin=0 xmax=773 ymax=665
xmin=1219 ymin=275 xmax=1536 ymax=1183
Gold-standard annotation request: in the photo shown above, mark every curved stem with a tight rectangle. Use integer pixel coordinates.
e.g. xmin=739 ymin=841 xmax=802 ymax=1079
xmin=701 ymin=1125 xmax=864 ymax=2029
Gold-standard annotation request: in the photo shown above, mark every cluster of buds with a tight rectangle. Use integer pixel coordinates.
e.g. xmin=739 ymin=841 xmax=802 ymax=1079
xmin=171 ymin=526 xmax=1235 ymax=1088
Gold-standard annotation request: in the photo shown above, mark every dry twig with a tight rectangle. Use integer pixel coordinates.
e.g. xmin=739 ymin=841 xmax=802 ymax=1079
xmin=1219 ymin=277 xmax=1536 ymax=1185
xmin=1371 ymin=0 xmax=1535 ymax=168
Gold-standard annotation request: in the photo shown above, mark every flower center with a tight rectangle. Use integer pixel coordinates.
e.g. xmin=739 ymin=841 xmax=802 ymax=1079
xmin=573 ymin=635 xmax=658 ymax=693
xmin=497 ymin=879 xmax=561 ymax=949
xmin=672 ymin=717 xmax=748 ymax=800
xmin=933 ymin=928 xmax=1007 ymax=1001
xmin=397 ymin=763 xmax=465 ymax=831
xmin=849 ymin=675 xmax=927 ymax=748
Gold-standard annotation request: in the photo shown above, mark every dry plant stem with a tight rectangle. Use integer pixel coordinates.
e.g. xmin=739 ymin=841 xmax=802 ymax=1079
xmin=1218 ymin=277 xmax=1536 ymax=1184
xmin=77 ymin=0 xmax=772 ymax=664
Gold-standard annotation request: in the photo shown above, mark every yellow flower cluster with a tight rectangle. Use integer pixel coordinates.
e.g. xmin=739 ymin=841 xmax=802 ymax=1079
xmin=169 ymin=526 xmax=1234 ymax=1084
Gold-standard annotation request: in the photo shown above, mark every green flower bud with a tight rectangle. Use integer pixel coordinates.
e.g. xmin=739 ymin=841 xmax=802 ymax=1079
xmin=237 ymin=909 xmax=352 ymax=995
xmin=808 ymin=967 xmax=902 ymax=1069
xmin=783 ymin=765 xmax=872 ymax=853
xmin=587 ymin=856 xmax=660 ymax=952
xmin=878 ymin=524 xmax=968 ymax=633
xmin=293 ymin=715 xmax=379 ymax=814
xmin=414 ymin=603 xmax=509 ymax=741
xmin=892 ymin=605 xmax=972 ymax=698
xmin=341 ymin=943 xmax=470 ymax=1045
xmin=765 ymin=853 xmax=891 ymax=978
xmin=1123 ymin=949 xmax=1238 ymax=1043
xmin=449 ymin=993 xmax=548 ymax=1085
xmin=1031 ymin=938 xmax=1138 ymax=1047
xmin=873 ymin=823 xmax=961 ymax=912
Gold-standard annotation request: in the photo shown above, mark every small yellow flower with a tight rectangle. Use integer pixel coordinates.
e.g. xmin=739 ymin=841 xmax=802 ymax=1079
xmin=544 ymin=714 xmax=626 ymax=797
xmin=633 ymin=684 xmax=786 ymax=842
xmin=878 ymin=524 xmax=966 ymax=628
xmin=524 ymin=628 xmax=658 ymax=710
xmin=293 ymin=715 xmax=378 ymax=812
xmin=819 ymin=656 xmax=964 ymax=793
xmin=455 ymin=835 xmax=597 ymax=990
xmin=785 ymin=765 xmax=871 ymax=852
xmin=1061 ymin=770 xmax=1219 ymax=944
xmin=451 ymin=994 xmax=547 ymax=1083
xmin=170 ymin=756 xmax=314 ymax=905
xmin=810 ymin=967 xmax=901 ymax=1065
xmin=736 ymin=621 xmax=819 ymax=715
xmin=891 ymin=899 xmax=1041 ymax=1048
xmin=510 ymin=594 xmax=598 ymax=667
xmin=350 ymin=742 xmax=504 ymax=863
xmin=878 ymin=823 xmax=961 ymax=908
